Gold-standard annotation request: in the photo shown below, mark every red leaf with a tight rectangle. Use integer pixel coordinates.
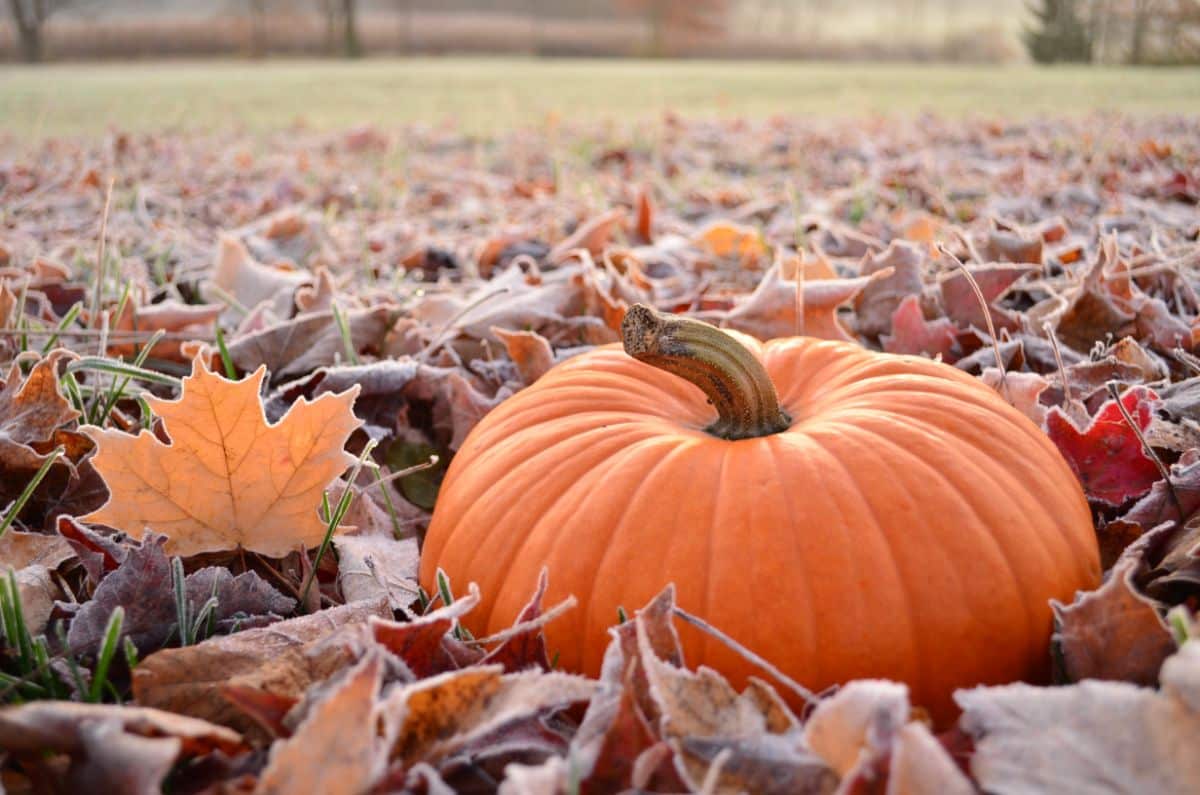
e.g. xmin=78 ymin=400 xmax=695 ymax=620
xmin=882 ymin=295 xmax=958 ymax=360
xmin=1045 ymin=386 xmax=1161 ymax=506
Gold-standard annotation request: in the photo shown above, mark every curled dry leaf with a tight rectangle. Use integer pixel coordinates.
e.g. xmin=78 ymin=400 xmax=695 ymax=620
xmin=0 ymin=529 xmax=73 ymax=633
xmin=333 ymin=534 xmax=420 ymax=611
xmin=0 ymin=349 xmax=80 ymax=515
xmin=491 ymin=326 xmax=556 ymax=385
xmin=227 ymin=305 xmax=396 ymax=382
xmin=207 ymin=235 xmax=310 ymax=320
xmin=882 ymin=294 xmax=957 ymax=359
xmin=1052 ymin=552 xmax=1176 ymax=686
xmin=959 ymin=642 xmax=1200 ymax=795
xmin=382 ymin=665 xmax=596 ymax=771
xmin=722 ymin=265 xmax=893 ymax=341
xmin=255 ymin=651 xmax=387 ymax=795
xmin=81 ymin=358 xmax=361 ymax=557
xmin=636 ymin=611 xmax=836 ymax=794
xmin=0 ymin=701 xmax=243 ymax=757
xmin=133 ymin=598 xmax=390 ymax=735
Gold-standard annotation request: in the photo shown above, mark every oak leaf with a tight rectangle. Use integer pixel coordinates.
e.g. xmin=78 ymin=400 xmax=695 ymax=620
xmin=81 ymin=358 xmax=361 ymax=556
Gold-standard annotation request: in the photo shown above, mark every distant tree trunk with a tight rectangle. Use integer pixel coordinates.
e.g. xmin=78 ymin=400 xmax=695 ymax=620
xmin=648 ymin=0 xmax=667 ymax=56
xmin=248 ymin=0 xmax=268 ymax=58
xmin=317 ymin=0 xmax=337 ymax=55
xmin=1129 ymin=0 xmax=1153 ymax=63
xmin=7 ymin=0 xmax=64 ymax=62
xmin=341 ymin=0 xmax=362 ymax=57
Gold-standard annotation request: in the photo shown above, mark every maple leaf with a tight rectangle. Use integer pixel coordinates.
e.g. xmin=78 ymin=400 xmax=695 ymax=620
xmin=80 ymin=358 xmax=361 ymax=557
xmin=882 ymin=294 xmax=958 ymax=360
xmin=1045 ymin=385 xmax=1161 ymax=506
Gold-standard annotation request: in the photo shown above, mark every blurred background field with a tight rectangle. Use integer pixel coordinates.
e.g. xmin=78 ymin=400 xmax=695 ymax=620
xmin=2 ymin=1 xmax=1198 ymax=140
xmin=3 ymin=58 xmax=1200 ymax=140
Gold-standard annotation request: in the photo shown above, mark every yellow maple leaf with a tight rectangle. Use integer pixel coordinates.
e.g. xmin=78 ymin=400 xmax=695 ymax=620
xmin=80 ymin=359 xmax=361 ymax=557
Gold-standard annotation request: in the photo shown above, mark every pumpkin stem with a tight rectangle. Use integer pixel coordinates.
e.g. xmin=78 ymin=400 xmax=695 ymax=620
xmin=622 ymin=304 xmax=791 ymax=440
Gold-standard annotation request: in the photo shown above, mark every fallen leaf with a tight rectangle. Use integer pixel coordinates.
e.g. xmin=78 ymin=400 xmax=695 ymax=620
xmin=382 ymin=665 xmax=596 ymax=769
xmin=0 ymin=350 xmax=79 ymax=465
xmin=958 ymin=642 xmax=1200 ymax=794
xmin=548 ymin=209 xmax=625 ymax=264
xmin=637 ymin=610 xmax=835 ymax=794
xmin=207 ymin=235 xmax=309 ymax=320
xmin=854 ymin=241 xmax=924 ymax=338
xmin=333 ymin=534 xmax=420 ymax=611
xmin=133 ymin=598 xmax=390 ymax=734
xmin=81 ymin=358 xmax=361 ymax=556
xmin=804 ymin=680 xmax=908 ymax=777
xmin=67 ymin=534 xmax=294 ymax=657
xmin=1045 ymin=385 xmax=1161 ymax=505
xmin=0 ymin=701 xmax=243 ymax=757
xmin=227 ymin=305 xmax=396 ymax=382
xmin=882 ymin=294 xmax=957 ymax=359
xmin=722 ymin=265 xmax=892 ymax=341
xmin=693 ymin=220 xmax=768 ymax=264
xmin=492 ymin=326 xmax=556 ymax=385
xmin=937 ymin=263 xmax=1036 ymax=332
xmin=109 ymin=299 xmax=222 ymax=361
xmin=1052 ymin=553 xmax=1175 ymax=686
xmin=255 ymin=651 xmax=387 ymax=795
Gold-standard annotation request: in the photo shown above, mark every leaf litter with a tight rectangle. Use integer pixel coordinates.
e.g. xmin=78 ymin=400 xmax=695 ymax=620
xmin=1 ymin=113 xmax=1200 ymax=792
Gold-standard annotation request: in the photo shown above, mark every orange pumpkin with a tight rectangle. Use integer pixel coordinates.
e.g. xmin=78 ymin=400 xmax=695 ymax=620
xmin=420 ymin=304 xmax=1100 ymax=722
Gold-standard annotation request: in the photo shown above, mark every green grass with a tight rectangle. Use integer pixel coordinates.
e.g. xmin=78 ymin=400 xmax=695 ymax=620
xmin=2 ymin=58 xmax=1198 ymax=139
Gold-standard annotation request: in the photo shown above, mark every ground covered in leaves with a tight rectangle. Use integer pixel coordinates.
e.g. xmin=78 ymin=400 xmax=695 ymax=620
xmin=2 ymin=113 xmax=1200 ymax=793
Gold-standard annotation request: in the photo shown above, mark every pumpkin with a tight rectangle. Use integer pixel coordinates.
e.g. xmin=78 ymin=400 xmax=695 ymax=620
xmin=419 ymin=304 xmax=1100 ymax=722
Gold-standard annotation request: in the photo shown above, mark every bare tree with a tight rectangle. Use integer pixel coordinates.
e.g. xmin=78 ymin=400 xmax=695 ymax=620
xmin=7 ymin=0 xmax=70 ymax=62
xmin=248 ymin=0 xmax=269 ymax=58
xmin=341 ymin=0 xmax=362 ymax=57
xmin=616 ymin=0 xmax=731 ymax=56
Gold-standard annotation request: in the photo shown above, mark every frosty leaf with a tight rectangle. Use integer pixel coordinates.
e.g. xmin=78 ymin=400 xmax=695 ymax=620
xmin=1052 ymin=553 xmax=1175 ymax=686
xmin=958 ymin=643 xmax=1200 ymax=795
xmin=333 ymin=534 xmax=420 ymax=611
xmin=1045 ymin=385 xmax=1161 ymax=505
xmin=81 ymin=357 xmax=361 ymax=556
xmin=882 ymin=294 xmax=957 ymax=359
xmin=256 ymin=651 xmax=387 ymax=795
xmin=133 ymin=598 xmax=389 ymax=736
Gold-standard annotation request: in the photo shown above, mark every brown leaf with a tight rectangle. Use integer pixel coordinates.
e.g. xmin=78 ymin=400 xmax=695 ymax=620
xmin=109 ymin=300 xmax=222 ymax=361
xmin=255 ymin=651 xmax=387 ymax=795
xmin=333 ymin=534 xmax=420 ymax=611
xmin=804 ymin=680 xmax=909 ymax=777
xmin=227 ymin=305 xmax=396 ymax=382
xmin=133 ymin=598 xmax=390 ymax=735
xmin=958 ymin=642 xmax=1200 ymax=794
xmin=854 ymin=241 xmax=924 ymax=338
xmin=492 ymin=326 xmax=556 ymax=385
xmin=722 ymin=265 xmax=892 ymax=341
xmin=207 ymin=235 xmax=309 ymax=320
xmin=937 ymin=263 xmax=1036 ymax=332
xmin=382 ymin=666 xmax=596 ymax=769
xmin=369 ymin=585 xmax=483 ymax=678
xmin=570 ymin=638 xmax=659 ymax=793
xmin=636 ymin=612 xmax=834 ymax=794
xmin=1052 ymin=552 xmax=1175 ymax=687
xmin=0 ymin=701 xmax=243 ymax=757
xmin=67 ymin=535 xmax=294 ymax=657
xmin=0 ymin=350 xmax=79 ymax=459
xmin=882 ymin=294 xmax=957 ymax=359
xmin=548 ymin=209 xmax=625 ymax=264
xmin=81 ymin=358 xmax=361 ymax=557
xmin=0 ymin=528 xmax=74 ymax=571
